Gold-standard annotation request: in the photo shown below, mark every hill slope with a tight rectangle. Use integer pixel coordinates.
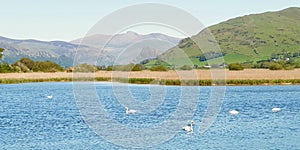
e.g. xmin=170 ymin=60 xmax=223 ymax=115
xmin=156 ymin=7 xmax=300 ymax=67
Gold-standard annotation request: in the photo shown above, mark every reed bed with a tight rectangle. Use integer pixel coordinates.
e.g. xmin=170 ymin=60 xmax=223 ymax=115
xmin=0 ymin=78 xmax=72 ymax=84
xmin=2 ymin=77 xmax=300 ymax=86
xmin=2 ymin=70 xmax=300 ymax=85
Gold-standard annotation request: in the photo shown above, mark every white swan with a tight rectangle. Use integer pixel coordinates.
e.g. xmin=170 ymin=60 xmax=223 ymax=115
xmin=272 ymin=107 xmax=281 ymax=112
xmin=182 ymin=121 xmax=194 ymax=133
xmin=125 ymin=107 xmax=137 ymax=114
xmin=229 ymin=110 xmax=239 ymax=115
xmin=47 ymin=95 xmax=53 ymax=99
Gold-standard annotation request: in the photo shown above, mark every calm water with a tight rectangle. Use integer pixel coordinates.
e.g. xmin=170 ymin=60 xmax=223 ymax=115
xmin=0 ymin=82 xmax=299 ymax=149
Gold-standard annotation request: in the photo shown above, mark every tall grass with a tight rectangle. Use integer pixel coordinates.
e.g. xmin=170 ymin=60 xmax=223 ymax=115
xmin=226 ymin=79 xmax=300 ymax=85
xmin=0 ymin=77 xmax=110 ymax=84
xmin=0 ymin=78 xmax=72 ymax=84
xmin=1 ymin=77 xmax=300 ymax=86
xmin=112 ymin=78 xmax=155 ymax=84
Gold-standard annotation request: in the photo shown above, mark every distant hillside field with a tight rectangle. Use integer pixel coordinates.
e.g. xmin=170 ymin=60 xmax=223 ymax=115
xmin=147 ymin=7 xmax=300 ymax=67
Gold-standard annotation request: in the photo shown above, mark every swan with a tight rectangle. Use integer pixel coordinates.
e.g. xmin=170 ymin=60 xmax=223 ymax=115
xmin=229 ymin=110 xmax=239 ymax=115
xmin=125 ymin=107 xmax=137 ymax=114
xmin=272 ymin=107 xmax=281 ymax=112
xmin=182 ymin=121 xmax=194 ymax=133
xmin=47 ymin=95 xmax=53 ymax=99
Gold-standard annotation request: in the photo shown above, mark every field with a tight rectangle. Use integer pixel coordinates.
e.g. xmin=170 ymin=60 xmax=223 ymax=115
xmin=1 ymin=69 xmax=300 ymax=80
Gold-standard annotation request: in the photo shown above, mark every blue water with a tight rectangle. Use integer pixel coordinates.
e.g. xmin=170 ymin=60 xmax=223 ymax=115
xmin=0 ymin=82 xmax=299 ymax=149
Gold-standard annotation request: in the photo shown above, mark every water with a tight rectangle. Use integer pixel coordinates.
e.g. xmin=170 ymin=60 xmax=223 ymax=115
xmin=0 ymin=82 xmax=299 ymax=149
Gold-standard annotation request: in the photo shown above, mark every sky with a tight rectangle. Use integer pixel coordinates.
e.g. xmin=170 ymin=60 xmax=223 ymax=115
xmin=0 ymin=0 xmax=300 ymax=41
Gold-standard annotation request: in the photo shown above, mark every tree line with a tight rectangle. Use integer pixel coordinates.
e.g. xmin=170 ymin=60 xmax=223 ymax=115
xmin=0 ymin=57 xmax=64 ymax=73
xmin=2 ymin=47 xmax=300 ymax=73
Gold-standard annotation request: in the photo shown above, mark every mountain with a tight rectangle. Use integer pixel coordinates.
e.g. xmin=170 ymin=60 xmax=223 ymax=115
xmin=0 ymin=32 xmax=181 ymax=67
xmin=70 ymin=31 xmax=180 ymax=49
xmin=0 ymin=36 xmax=84 ymax=67
xmin=71 ymin=31 xmax=181 ymax=65
xmin=156 ymin=7 xmax=300 ymax=67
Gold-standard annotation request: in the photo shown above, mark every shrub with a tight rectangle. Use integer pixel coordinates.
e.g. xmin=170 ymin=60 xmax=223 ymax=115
xmin=13 ymin=62 xmax=31 ymax=72
xmin=66 ymin=68 xmax=73 ymax=73
xmin=179 ymin=65 xmax=192 ymax=70
xmin=284 ymin=65 xmax=294 ymax=70
xmin=33 ymin=61 xmax=64 ymax=72
xmin=228 ymin=63 xmax=244 ymax=70
xmin=150 ymin=65 xmax=168 ymax=71
xmin=74 ymin=63 xmax=97 ymax=72
xmin=0 ymin=63 xmax=15 ymax=73
xmin=106 ymin=66 xmax=113 ymax=71
xmin=131 ymin=64 xmax=144 ymax=71
xmin=268 ymin=62 xmax=283 ymax=70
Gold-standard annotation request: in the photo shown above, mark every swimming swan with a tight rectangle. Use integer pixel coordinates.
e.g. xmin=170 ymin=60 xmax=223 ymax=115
xmin=272 ymin=107 xmax=281 ymax=112
xmin=125 ymin=107 xmax=137 ymax=114
xmin=229 ymin=110 xmax=239 ymax=115
xmin=182 ymin=121 xmax=194 ymax=132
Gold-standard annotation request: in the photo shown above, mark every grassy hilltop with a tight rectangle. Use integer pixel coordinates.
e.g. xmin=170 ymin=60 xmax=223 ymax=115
xmin=145 ymin=7 xmax=300 ymax=68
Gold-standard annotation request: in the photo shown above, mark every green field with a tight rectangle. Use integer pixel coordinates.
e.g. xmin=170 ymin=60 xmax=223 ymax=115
xmin=145 ymin=7 xmax=300 ymax=68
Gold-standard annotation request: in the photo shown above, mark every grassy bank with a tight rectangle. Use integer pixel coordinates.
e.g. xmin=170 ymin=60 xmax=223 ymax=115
xmin=114 ymin=78 xmax=300 ymax=86
xmin=2 ymin=77 xmax=300 ymax=86
xmin=0 ymin=77 xmax=110 ymax=84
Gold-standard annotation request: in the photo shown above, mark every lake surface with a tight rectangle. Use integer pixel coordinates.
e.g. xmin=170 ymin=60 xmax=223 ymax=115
xmin=0 ymin=82 xmax=299 ymax=149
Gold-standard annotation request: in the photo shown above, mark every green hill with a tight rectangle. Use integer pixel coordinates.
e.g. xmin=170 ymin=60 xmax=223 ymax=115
xmin=146 ymin=7 xmax=300 ymax=68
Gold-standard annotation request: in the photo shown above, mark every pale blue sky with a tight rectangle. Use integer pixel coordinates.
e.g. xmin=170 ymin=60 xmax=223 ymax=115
xmin=0 ymin=0 xmax=299 ymax=41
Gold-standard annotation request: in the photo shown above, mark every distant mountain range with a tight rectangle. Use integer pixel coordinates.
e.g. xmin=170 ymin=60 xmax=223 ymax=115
xmin=71 ymin=31 xmax=181 ymax=65
xmin=0 ymin=32 xmax=181 ymax=67
xmin=155 ymin=7 xmax=300 ymax=67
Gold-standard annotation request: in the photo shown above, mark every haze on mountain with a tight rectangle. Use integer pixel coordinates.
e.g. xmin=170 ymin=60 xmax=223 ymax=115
xmin=0 ymin=36 xmax=81 ymax=67
xmin=71 ymin=31 xmax=181 ymax=65
xmin=0 ymin=31 xmax=181 ymax=67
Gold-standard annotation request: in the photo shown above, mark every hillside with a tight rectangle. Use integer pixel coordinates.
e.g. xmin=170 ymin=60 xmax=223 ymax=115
xmin=153 ymin=7 xmax=300 ymax=67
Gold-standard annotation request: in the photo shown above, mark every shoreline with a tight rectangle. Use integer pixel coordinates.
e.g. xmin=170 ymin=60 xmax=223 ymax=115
xmin=1 ymin=69 xmax=300 ymax=85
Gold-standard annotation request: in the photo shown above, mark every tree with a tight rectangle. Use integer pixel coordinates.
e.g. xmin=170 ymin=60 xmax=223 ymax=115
xmin=0 ymin=48 xmax=4 ymax=60
xmin=32 ymin=61 xmax=64 ymax=72
xmin=14 ymin=58 xmax=64 ymax=72
xmin=19 ymin=58 xmax=35 ymax=70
